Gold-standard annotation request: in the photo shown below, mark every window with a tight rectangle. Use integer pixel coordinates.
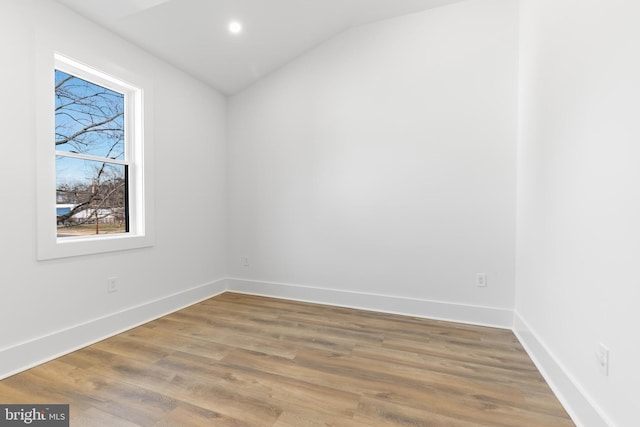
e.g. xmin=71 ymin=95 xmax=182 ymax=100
xmin=55 ymin=68 xmax=129 ymax=237
xmin=37 ymin=53 xmax=154 ymax=260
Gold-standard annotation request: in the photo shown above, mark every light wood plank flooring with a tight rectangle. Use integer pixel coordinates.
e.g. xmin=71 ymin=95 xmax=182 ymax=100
xmin=0 ymin=293 xmax=574 ymax=426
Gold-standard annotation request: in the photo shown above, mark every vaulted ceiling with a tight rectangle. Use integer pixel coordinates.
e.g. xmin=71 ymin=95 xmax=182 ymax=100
xmin=56 ymin=0 xmax=464 ymax=94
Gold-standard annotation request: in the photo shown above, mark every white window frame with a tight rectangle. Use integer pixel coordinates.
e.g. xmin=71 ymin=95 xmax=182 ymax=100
xmin=36 ymin=52 xmax=155 ymax=260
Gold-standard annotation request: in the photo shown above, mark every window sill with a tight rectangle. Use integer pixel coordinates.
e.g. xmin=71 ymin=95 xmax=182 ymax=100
xmin=37 ymin=232 xmax=154 ymax=261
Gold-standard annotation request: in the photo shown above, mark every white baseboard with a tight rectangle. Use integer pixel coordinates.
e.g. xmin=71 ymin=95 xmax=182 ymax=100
xmin=0 ymin=278 xmax=228 ymax=380
xmin=0 ymin=275 xmax=609 ymax=427
xmin=227 ymin=277 xmax=513 ymax=328
xmin=513 ymin=311 xmax=612 ymax=427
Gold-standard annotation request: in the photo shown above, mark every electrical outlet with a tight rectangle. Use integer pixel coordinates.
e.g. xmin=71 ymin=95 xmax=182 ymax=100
xmin=107 ymin=277 xmax=118 ymax=293
xmin=476 ymin=273 xmax=487 ymax=287
xmin=596 ymin=343 xmax=609 ymax=376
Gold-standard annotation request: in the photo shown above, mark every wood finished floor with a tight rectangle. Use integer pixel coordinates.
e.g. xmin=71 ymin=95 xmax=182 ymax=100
xmin=0 ymin=293 xmax=574 ymax=426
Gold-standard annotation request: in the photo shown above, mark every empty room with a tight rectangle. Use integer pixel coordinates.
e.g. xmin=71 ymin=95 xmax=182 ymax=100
xmin=0 ymin=0 xmax=636 ymax=425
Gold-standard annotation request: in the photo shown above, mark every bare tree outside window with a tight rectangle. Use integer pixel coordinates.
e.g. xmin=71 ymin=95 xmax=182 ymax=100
xmin=55 ymin=70 xmax=129 ymax=237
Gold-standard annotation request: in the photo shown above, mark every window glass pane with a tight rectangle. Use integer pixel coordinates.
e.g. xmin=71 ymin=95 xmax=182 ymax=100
xmin=56 ymin=156 xmax=128 ymax=237
xmin=55 ymin=70 xmax=125 ymax=160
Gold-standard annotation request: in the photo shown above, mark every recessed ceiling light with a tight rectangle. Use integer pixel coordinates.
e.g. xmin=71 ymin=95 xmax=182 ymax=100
xmin=228 ymin=21 xmax=243 ymax=35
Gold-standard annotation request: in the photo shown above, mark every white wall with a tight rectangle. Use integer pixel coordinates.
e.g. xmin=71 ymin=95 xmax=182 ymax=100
xmin=227 ymin=0 xmax=519 ymax=325
xmin=0 ymin=0 xmax=227 ymax=377
xmin=516 ymin=0 xmax=640 ymax=426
